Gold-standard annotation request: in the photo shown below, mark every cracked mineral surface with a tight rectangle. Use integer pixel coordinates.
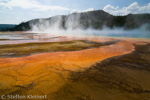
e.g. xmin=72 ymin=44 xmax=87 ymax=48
xmin=0 ymin=34 xmax=150 ymax=100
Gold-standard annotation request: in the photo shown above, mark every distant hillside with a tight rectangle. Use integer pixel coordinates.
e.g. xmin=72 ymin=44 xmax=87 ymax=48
xmin=0 ymin=24 xmax=16 ymax=31
xmin=4 ymin=10 xmax=150 ymax=31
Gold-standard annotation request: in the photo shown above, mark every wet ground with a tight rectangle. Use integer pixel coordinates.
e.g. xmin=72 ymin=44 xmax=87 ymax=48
xmin=0 ymin=40 xmax=118 ymax=58
xmin=56 ymin=43 xmax=150 ymax=100
xmin=0 ymin=32 xmax=150 ymax=100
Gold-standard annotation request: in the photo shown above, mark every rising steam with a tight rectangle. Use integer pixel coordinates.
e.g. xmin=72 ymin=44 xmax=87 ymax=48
xmin=29 ymin=13 xmax=150 ymax=38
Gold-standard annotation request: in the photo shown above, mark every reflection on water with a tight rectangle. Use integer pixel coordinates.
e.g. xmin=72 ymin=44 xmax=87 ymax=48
xmin=0 ymin=33 xmax=76 ymax=45
xmin=0 ymin=34 xmax=27 ymax=40
xmin=0 ymin=33 xmax=39 ymax=40
xmin=0 ymin=31 xmax=149 ymax=45
xmin=0 ymin=31 xmax=150 ymax=40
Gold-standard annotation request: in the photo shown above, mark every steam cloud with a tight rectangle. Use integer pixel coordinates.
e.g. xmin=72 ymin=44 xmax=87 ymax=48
xmin=29 ymin=14 xmax=150 ymax=38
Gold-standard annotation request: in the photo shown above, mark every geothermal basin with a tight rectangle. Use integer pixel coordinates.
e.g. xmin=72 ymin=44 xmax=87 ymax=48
xmin=0 ymin=32 xmax=150 ymax=100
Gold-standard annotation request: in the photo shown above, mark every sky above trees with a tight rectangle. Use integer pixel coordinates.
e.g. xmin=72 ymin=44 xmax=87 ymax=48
xmin=0 ymin=0 xmax=150 ymax=24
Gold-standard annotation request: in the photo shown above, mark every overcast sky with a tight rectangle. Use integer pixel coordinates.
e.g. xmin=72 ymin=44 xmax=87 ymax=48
xmin=0 ymin=0 xmax=150 ymax=24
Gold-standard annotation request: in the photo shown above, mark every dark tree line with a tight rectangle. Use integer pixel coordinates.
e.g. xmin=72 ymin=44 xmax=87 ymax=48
xmin=3 ymin=10 xmax=150 ymax=31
